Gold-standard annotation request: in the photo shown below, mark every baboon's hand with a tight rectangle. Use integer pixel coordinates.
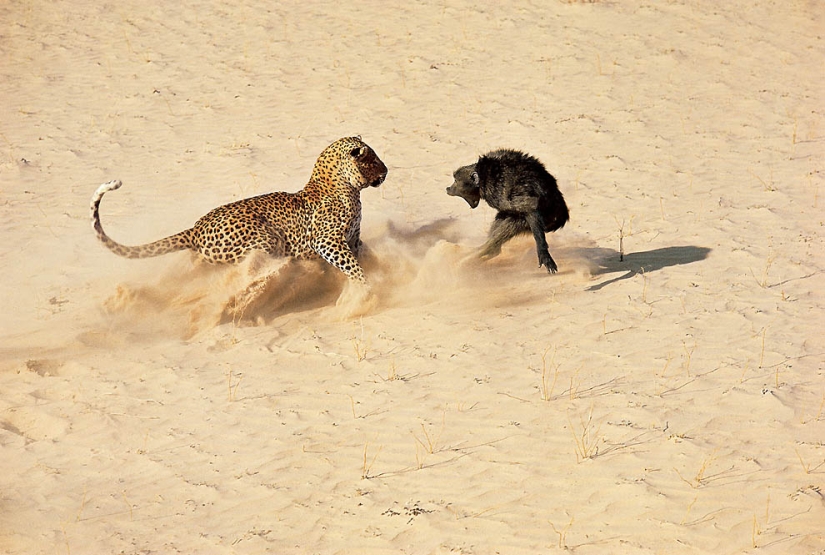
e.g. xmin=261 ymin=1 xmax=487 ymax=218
xmin=539 ymin=251 xmax=558 ymax=274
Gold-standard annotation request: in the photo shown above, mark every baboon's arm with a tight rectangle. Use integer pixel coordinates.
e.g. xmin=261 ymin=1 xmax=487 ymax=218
xmin=525 ymin=210 xmax=558 ymax=273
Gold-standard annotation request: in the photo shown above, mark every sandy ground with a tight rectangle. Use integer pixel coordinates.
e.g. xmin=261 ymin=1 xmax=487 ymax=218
xmin=1 ymin=1 xmax=823 ymax=553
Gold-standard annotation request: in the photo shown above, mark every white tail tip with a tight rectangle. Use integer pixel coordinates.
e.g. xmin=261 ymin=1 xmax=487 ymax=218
xmin=97 ymin=179 xmax=123 ymax=193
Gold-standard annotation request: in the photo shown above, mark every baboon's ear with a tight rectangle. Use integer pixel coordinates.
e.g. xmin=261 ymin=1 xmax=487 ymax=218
xmin=471 ymin=172 xmax=479 ymax=185
xmin=351 ymin=146 xmax=367 ymax=158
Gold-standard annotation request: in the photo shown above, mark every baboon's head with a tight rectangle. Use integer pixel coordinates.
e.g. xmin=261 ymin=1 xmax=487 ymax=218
xmin=446 ymin=164 xmax=481 ymax=208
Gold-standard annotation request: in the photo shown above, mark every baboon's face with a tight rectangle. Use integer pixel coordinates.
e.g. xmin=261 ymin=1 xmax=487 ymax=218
xmin=446 ymin=164 xmax=481 ymax=208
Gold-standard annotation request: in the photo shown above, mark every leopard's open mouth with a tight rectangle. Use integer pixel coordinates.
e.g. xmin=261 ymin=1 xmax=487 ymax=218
xmin=371 ymin=173 xmax=387 ymax=187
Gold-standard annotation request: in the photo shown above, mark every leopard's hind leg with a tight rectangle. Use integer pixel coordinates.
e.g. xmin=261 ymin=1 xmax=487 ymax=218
xmin=218 ymin=224 xmax=293 ymax=320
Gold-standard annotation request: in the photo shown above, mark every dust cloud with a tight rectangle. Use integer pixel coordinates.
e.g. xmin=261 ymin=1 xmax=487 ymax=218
xmin=93 ymin=217 xmax=592 ymax=340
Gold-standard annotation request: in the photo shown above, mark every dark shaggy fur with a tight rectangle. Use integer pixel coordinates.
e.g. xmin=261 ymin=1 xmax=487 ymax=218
xmin=446 ymin=149 xmax=569 ymax=273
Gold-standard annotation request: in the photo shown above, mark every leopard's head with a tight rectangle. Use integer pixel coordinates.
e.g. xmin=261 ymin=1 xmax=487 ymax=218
xmin=312 ymin=136 xmax=388 ymax=190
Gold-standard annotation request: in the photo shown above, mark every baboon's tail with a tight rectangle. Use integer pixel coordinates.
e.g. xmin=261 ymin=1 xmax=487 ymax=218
xmin=90 ymin=180 xmax=194 ymax=259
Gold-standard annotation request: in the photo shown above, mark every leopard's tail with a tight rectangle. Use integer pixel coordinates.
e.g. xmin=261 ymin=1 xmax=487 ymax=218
xmin=90 ymin=179 xmax=194 ymax=259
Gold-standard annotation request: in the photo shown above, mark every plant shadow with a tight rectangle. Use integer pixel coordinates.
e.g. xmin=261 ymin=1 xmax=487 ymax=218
xmin=585 ymin=246 xmax=711 ymax=291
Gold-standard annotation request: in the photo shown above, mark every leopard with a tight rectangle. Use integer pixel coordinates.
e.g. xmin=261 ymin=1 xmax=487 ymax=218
xmin=90 ymin=136 xmax=388 ymax=283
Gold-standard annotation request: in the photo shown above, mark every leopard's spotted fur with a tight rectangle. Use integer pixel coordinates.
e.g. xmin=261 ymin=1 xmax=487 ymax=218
xmin=90 ymin=136 xmax=387 ymax=282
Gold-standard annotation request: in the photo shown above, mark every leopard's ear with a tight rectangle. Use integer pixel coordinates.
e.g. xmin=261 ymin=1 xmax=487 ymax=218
xmin=350 ymin=146 xmax=367 ymax=158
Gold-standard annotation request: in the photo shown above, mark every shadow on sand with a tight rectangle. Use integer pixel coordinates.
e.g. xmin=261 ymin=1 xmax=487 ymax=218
xmin=585 ymin=246 xmax=711 ymax=291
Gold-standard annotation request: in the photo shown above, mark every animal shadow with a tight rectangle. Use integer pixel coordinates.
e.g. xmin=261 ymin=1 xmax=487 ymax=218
xmin=586 ymin=246 xmax=711 ymax=291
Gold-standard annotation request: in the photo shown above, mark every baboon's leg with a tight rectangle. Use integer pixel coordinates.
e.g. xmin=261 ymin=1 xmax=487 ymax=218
xmin=479 ymin=213 xmax=530 ymax=259
xmin=486 ymin=194 xmax=561 ymax=273
xmin=525 ymin=210 xmax=557 ymax=273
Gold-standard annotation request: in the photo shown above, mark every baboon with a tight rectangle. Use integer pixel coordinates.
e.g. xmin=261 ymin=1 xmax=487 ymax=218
xmin=446 ymin=149 xmax=569 ymax=273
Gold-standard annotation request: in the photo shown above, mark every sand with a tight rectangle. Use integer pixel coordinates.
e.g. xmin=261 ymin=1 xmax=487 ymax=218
xmin=1 ymin=1 xmax=823 ymax=553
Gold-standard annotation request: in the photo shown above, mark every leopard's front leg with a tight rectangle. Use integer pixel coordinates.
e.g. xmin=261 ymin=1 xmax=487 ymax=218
xmin=314 ymin=238 xmax=366 ymax=283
